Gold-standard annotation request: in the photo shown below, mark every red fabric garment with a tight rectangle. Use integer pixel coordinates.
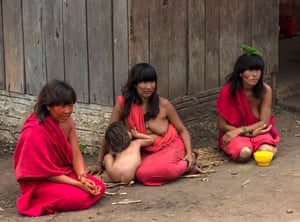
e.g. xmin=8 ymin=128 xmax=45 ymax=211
xmin=216 ymin=83 xmax=280 ymax=149
xmin=136 ymin=136 xmax=187 ymax=186
xmin=14 ymin=113 xmax=105 ymax=216
xmin=118 ymin=96 xmax=177 ymax=152
xmin=118 ymin=96 xmax=187 ymax=185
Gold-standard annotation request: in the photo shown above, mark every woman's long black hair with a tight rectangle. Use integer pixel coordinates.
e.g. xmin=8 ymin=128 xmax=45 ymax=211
xmin=226 ymin=53 xmax=265 ymax=99
xmin=34 ymin=79 xmax=77 ymax=124
xmin=121 ymin=63 xmax=160 ymax=120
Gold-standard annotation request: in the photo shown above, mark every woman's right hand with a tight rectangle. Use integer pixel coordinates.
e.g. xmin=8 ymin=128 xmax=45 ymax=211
xmin=222 ymin=128 xmax=241 ymax=147
xmin=78 ymin=177 xmax=101 ymax=195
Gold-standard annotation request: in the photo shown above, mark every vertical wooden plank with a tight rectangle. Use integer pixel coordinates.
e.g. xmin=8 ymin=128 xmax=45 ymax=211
xmin=113 ymin=0 xmax=129 ymax=99
xmin=87 ymin=0 xmax=113 ymax=105
xmin=2 ymin=0 xmax=24 ymax=93
xmin=128 ymin=0 xmax=150 ymax=66
xmin=237 ymin=0 xmax=252 ymax=53
xmin=205 ymin=0 xmax=220 ymax=90
xmin=219 ymin=0 xmax=237 ymax=85
xmin=0 ymin=0 xmax=5 ymax=89
xmin=252 ymin=0 xmax=267 ymax=62
xmin=44 ymin=0 xmax=64 ymax=82
xmin=168 ymin=0 xmax=187 ymax=99
xmin=265 ymin=0 xmax=279 ymax=74
xmin=252 ymin=0 xmax=278 ymax=78
xmin=188 ymin=0 xmax=206 ymax=94
xmin=149 ymin=0 xmax=169 ymax=97
xmin=23 ymin=0 xmax=46 ymax=94
xmin=63 ymin=0 xmax=88 ymax=103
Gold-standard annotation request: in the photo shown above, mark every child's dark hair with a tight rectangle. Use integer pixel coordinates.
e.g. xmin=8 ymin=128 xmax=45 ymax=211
xmin=226 ymin=54 xmax=265 ymax=99
xmin=34 ymin=79 xmax=77 ymax=124
xmin=105 ymin=122 xmax=131 ymax=153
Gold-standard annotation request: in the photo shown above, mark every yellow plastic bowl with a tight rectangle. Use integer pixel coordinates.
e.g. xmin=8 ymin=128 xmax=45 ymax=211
xmin=253 ymin=151 xmax=274 ymax=166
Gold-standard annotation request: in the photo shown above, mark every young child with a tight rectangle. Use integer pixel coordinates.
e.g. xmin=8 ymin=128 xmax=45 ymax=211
xmin=103 ymin=122 xmax=153 ymax=183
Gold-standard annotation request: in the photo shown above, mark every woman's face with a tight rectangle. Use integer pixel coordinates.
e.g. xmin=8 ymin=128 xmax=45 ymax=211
xmin=47 ymin=104 xmax=74 ymax=123
xmin=240 ymin=69 xmax=261 ymax=87
xmin=136 ymin=81 xmax=156 ymax=99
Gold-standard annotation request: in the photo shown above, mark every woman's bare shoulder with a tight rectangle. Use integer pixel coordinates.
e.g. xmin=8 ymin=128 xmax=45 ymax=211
xmin=263 ymin=82 xmax=272 ymax=94
xmin=263 ymin=82 xmax=271 ymax=90
xmin=159 ymin=96 xmax=172 ymax=107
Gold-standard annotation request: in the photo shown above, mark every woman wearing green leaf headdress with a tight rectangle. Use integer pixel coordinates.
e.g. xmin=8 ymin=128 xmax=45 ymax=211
xmin=215 ymin=46 xmax=280 ymax=162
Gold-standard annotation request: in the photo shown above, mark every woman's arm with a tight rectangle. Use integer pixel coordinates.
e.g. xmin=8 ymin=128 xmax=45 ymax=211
xmin=48 ymin=174 xmax=100 ymax=195
xmin=237 ymin=84 xmax=273 ymax=135
xmin=67 ymin=118 xmax=86 ymax=177
xmin=259 ymin=83 xmax=272 ymax=125
xmin=162 ymin=98 xmax=194 ymax=169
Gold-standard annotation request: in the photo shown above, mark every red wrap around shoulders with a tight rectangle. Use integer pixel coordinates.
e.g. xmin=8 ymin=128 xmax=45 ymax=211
xmin=216 ymin=83 xmax=280 ymax=148
xmin=14 ymin=113 xmax=105 ymax=216
xmin=117 ymin=96 xmax=187 ymax=186
xmin=118 ymin=96 xmax=177 ymax=152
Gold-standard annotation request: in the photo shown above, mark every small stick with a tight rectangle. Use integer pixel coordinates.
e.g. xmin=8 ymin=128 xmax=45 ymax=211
xmin=241 ymin=179 xmax=250 ymax=187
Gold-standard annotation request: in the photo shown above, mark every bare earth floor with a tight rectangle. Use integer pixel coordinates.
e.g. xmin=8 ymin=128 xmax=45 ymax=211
xmin=0 ymin=104 xmax=300 ymax=222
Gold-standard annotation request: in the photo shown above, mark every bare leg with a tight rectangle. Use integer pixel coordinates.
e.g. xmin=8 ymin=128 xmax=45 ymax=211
xmin=237 ymin=147 xmax=252 ymax=162
xmin=258 ymin=144 xmax=277 ymax=157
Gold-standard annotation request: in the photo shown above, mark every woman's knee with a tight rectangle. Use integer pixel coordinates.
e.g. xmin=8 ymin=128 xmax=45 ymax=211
xmin=258 ymin=144 xmax=277 ymax=156
xmin=238 ymin=147 xmax=252 ymax=162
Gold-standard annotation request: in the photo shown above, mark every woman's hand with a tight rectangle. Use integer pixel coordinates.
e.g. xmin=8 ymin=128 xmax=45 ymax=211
xmin=130 ymin=128 xmax=138 ymax=138
xmin=222 ymin=128 xmax=241 ymax=147
xmin=182 ymin=152 xmax=194 ymax=169
xmin=252 ymin=124 xmax=272 ymax=137
xmin=78 ymin=177 xmax=101 ymax=196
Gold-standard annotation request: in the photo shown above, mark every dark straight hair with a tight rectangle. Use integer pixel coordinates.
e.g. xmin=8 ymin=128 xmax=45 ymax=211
xmin=121 ymin=63 xmax=160 ymax=120
xmin=34 ymin=79 xmax=77 ymax=124
xmin=226 ymin=53 xmax=265 ymax=99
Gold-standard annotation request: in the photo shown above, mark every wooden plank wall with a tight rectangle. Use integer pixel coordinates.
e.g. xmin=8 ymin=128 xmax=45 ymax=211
xmin=0 ymin=0 xmax=279 ymax=105
xmin=129 ymin=0 xmax=279 ymax=99
xmin=0 ymin=0 xmax=4 ymax=89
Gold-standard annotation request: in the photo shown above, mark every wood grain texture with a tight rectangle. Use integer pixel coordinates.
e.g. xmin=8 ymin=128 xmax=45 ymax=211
xmin=188 ymin=0 xmax=206 ymax=94
xmin=23 ymin=0 xmax=46 ymax=94
xmin=44 ymin=0 xmax=64 ymax=82
xmin=113 ymin=0 xmax=129 ymax=101
xmin=2 ymin=0 xmax=24 ymax=93
xmin=87 ymin=0 xmax=113 ymax=105
xmin=63 ymin=0 xmax=89 ymax=103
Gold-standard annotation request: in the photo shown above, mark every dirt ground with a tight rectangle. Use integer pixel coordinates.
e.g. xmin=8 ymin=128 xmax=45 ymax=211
xmin=0 ymin=104 xmax=300 ymax=222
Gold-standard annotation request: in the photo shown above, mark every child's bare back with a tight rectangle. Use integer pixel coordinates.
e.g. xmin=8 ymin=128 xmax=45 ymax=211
xmin=103 ymin=122 xmax=153 ymax=183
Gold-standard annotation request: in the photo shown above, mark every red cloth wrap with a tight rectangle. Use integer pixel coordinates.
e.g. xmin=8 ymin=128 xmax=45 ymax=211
xmin=13 ymin=113 xmax=105 ymax=216
xmin=118 ymin=96 xmax=187 ymax=185
xmin=118 ymin=96 xmax=177 ymax=152
xmin=14 ymin=113 xmax=73 ymax=180
xmin=216 ymin=83 xmax=280 ymax=148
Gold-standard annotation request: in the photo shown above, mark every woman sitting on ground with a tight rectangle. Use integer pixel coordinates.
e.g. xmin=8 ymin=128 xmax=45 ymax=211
xmin=94 ymin=63 xmax=203 ymax=186
xmin=14 ymin=80 xmax=106 ymax=216
xmin=216 ymin=46 xmax=280 ymax=162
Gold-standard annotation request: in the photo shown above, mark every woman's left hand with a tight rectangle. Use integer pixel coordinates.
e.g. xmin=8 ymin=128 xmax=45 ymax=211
xmin=252 ymin=124 xmax=272 ymax=137
xmin=79 ymin=177 xmax=101 ymax=195
xmin=182 ymin=153 xmax=194 ymax=169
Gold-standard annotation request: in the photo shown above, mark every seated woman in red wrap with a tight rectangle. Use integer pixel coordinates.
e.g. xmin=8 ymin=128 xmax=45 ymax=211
xmin=216 ymin=46 xmax=280 ymax=162
xmin=14 ymin=80 xmax=106 ymax=216
xmin=93 ymin=63 xmax=202 ymax=186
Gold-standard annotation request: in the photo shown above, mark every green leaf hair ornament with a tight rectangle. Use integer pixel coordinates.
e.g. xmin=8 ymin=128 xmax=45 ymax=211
xmin=240 ymin=44 xmax=263 ymax=56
